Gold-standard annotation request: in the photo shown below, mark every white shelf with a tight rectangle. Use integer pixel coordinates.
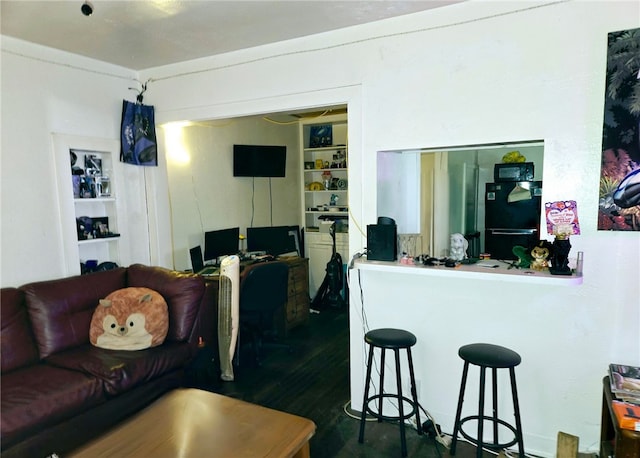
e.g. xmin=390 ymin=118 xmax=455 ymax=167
xmin=78 ymin=237 xmax=120 ymax=245
xmin=74 ymin=197 xmax=116 ymax=203
xmin=303 ymin=146 xmax=347 ymax=153
xmin=304 ymin=167 xmax=347 ymax=173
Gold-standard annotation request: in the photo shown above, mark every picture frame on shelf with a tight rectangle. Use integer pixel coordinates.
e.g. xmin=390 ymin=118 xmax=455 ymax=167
xmin=84 ymin=154 xmax=102 ymax=176
xmin=309 ymin=124 xmax=332 ymax=148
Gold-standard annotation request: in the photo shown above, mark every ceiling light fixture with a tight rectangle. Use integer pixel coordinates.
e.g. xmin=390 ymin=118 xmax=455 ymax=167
xmin=81 ymin=1 xmax=93 ymax=16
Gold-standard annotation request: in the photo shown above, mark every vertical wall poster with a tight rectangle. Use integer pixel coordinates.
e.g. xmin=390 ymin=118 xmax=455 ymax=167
xmin=598 ymin=27 xmax=640 ymax=231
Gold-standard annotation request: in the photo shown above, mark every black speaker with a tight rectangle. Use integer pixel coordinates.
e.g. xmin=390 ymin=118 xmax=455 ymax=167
xmin=367 ymin=224 xmax=397 ymax=261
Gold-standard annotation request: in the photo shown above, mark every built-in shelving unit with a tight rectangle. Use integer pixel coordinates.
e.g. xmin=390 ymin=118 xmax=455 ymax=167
xmin=298 ymin=113 xmax=349 ymax=296
xmin=300 ymin=117 xmax=348 ymax=231
xmin=53 ymin=134 xmax=127 ymax=275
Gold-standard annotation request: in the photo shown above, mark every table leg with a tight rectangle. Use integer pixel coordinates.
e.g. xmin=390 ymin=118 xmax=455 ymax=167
xmin=293 ymin=441 xmax=310 ymax=458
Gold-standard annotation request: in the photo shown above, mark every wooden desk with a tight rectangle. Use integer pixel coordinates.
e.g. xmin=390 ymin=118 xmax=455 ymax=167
xmin=70 ymin=388 xmax=316 ymax=458
xmin=279 ymin=256 xmax=310 ymax=335
xmin=601 ymin=376 xmax=640 ymax=458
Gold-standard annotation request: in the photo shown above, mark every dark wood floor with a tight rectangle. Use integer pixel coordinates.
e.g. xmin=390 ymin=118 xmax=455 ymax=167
xmin=186 ymin=306 xmax=481 ymax=458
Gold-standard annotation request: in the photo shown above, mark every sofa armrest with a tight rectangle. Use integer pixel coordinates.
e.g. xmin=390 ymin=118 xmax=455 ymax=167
xmin=188 ymin=281 xmax=218 ymax=351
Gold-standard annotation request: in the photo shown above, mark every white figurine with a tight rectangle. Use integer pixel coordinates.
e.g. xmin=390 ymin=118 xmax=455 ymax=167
xmin=449 ymin=233 xmax=468 ymax=261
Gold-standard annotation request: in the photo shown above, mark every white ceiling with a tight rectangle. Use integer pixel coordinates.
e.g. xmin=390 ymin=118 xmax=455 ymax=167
xmin=1 ymin=0 xmax=464 ymax=70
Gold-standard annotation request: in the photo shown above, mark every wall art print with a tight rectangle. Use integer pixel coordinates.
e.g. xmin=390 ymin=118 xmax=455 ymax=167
xmin=598 ymin=27 xmax=640 ymax=231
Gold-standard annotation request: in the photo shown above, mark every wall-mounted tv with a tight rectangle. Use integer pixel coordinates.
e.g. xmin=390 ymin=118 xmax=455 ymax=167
xmin=233 ymin=144 xmax=287 ymax=177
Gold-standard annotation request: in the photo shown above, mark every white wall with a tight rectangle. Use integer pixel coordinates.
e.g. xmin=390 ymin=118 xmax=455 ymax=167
xmin=138 ymin=2 xmax=638 ymax=454
xmin=2 ymin=1 xmax=639 ymax=455
xmin=377 ymin=151 xmax=421 ymax=233
xmin=0 ymin=37 xmax=153 ymax=285
xmin=163 ymin=117 xmax=300 ymax=271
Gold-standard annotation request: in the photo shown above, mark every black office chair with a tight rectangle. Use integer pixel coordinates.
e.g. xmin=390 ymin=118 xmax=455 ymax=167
xmin=238 ymin=261 xmax=290 ymax=366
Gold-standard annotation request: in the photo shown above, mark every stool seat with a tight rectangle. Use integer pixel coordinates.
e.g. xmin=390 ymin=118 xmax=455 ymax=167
xmin=459 ymin=343 xmax=521 ymax=368
xmin=365 ymin=328 xmax=417 ymax=348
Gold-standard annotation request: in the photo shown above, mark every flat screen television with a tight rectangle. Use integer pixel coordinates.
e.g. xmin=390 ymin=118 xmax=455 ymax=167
xmin=204 ymin=227 xmax=240 ymax=262
xmin=233 ymin=144 xmax=286 ymax=177
xmin=247 ymin=225 xmax=300 ymax=256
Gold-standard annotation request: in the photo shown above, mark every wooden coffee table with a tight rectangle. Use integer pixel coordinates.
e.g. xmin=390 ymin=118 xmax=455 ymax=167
xmin=69 ymin=388 xmax=316 ymax=457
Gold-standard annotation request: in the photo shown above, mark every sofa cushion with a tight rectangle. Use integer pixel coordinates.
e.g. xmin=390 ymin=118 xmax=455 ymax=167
xmin=21 ymin=268 xmax=127 ymax=358
xmin=1 ymin=288 xmax=40 ymax=373
xmin=0 ymin=364 xmax=105 ymax=449
xmin=46 ymin=342 xmax=193 ymax=395
xmin=127 ymin=264 xmax=205 ymax=342
xmin=90 ymin=287 xmax=169 ymax=350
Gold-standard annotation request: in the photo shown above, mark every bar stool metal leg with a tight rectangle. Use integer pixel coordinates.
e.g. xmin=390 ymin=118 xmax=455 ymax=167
xmin=378 ymin=348 xmax=386 ymax=422
xmin=450 ymin=361 xmax=470 ymax=455
xmin=394 ymin=348 xmax=408 ymax=457
xmin=359 ymin=343 xmax=375 ymax=443
xmin=509 ymin=367 xmax=525 ymax=458
xmin=477 ymin=366 xmax=486 ymax=458
xmin=492 ymin=367 xmax=498 ymax=445
xmin=407 ymin=347 xmax=423 ymax=435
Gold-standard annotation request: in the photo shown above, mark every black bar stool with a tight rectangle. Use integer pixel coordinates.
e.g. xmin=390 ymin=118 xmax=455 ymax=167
xmin=358 ymin=328 xmax=422 ymax=457
xmin=450 ymin=343 xmax=525 ymax=458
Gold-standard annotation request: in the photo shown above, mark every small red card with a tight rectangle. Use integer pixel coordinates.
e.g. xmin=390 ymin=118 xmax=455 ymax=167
xmin=545 ymin=200 xmax=581 ymax=236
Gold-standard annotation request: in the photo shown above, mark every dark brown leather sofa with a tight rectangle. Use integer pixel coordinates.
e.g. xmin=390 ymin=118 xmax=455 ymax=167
xmin=1 ymin=264 xmax=217 ymax=458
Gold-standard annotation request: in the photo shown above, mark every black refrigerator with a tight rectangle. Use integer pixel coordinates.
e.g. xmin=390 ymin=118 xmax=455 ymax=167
xmin=484 ymin=181 xmax=543 ymax=260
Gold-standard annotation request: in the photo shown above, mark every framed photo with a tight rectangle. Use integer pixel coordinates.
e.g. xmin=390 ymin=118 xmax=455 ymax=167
xmin=92 ymin=217 xmax=110 ymax=237
xmin=84 ymin=154 xmax=102 ymax=176
xmin=309 ymin=124 xmax=332 ymax=148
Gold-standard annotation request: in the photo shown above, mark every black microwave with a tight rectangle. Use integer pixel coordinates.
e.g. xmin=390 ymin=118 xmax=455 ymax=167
xmin=494 ymin=162 xmax=534 ymax=182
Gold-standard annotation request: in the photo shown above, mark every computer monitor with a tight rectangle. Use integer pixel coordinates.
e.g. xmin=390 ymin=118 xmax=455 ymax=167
xmin=246 ymin=226 xmax=299 ymax=256
xmin=204 ymin=227 xmax=240 ymax=262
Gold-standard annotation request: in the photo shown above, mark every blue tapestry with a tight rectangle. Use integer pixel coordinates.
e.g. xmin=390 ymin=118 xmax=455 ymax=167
xmin=120 ymin=99 xmax=157 ymax=166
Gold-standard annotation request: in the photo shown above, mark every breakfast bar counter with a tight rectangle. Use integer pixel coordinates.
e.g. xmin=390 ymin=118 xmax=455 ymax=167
xmin=348 ymin=257 xmax=593 ymax=457
xmin=356 ymin=258 xmax=583 ymax=285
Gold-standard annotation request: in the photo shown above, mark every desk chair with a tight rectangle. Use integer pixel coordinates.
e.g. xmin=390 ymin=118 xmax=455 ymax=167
xmin=238 ymin=261 xmax=290 ymax=366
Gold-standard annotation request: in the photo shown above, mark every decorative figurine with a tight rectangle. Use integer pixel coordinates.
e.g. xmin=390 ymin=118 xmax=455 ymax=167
xmin=322 ymin=170 xmax=332 ymax=190
xmin=512 ymin=245 xmax=532 ymax=268
xmin=530 ymin=240 xmax=551 ymax=270
xmin=549 ymin=233 xmax=572 ymax=275
xmin=449 ymin=233 xmax=468 ymax=261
